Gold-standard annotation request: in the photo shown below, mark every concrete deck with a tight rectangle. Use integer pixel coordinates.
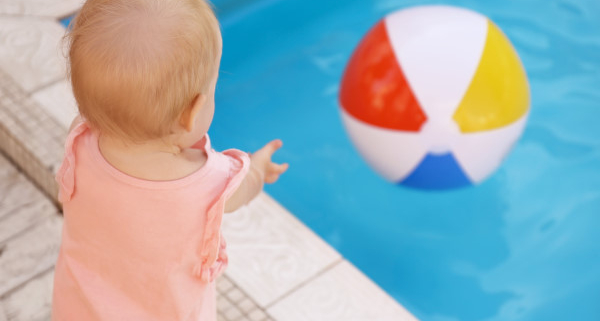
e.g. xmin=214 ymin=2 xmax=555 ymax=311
xmin=0 ymin=2 xmax=417 ymax=320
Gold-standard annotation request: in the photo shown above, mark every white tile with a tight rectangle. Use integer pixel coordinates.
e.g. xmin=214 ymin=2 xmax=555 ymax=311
xmin=0 ymin=0 xmax=81 ymax=18
xmin=0 ymin=215 xmax=62 ymax=296
xmin=32 ymin=80 xmax=77 ymax=129
xmin=0 ymin=155 xmax=55 ymax=243
xmin=0 ymin=199 xmax=55 ymax=245
xmin=237 ymin=298 xmax=256 ymax=314
xmin=267 ymin=260 xmax=417 ymax=321
xmin=224 ymin=307 xmax=242 ymax=320
xmin=0 ymin=17 xmax=67 ymax=93
xmin=247 ymin=309 xmax=267 ymax=321
xmin=1 ymin=269 xmax=54 ymax=321
xmin=217 ymin=295 xmax=233 ymax=313
xmin=226 ymin=288 xmax=245 ymax=303
xmin=217 ymin=276 xmax=234 ymax=293
xmin=222 ymin=193 xmax=341 ymax=308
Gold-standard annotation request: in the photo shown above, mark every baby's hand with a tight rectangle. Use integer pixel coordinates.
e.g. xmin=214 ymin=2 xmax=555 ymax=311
xmin=224 ymin=140 xmax=288 ymax=212
xmin=250 ymin=140 xmax=288 ymax=184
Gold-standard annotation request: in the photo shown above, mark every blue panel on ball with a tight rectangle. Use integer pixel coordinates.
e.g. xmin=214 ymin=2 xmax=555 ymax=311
xmin=400 ymin=153 xmax=472 ymax=190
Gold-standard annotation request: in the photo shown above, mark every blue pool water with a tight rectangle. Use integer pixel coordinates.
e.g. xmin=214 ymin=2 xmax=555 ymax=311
xmin=209 ymin=0 xmax=600 ymax=320
xmin=62 ymin=1 xmax=600 ymax=319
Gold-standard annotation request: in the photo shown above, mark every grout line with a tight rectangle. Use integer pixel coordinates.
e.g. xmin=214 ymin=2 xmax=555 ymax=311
xmin=218 ymin=274 xmax=275 ymax=321
xmin=264 ymin=256 xmax=343 ymax=310
xmin=221 ymin=275 xmax=271 ymax=319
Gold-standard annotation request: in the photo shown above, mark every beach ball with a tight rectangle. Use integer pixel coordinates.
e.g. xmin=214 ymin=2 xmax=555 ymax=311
xmin=339 ymin=5 xmax=530 ymax=190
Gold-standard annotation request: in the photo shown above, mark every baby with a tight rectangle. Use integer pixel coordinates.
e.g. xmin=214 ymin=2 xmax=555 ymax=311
xmin=52 ymin=0 xmax=288 ymax=320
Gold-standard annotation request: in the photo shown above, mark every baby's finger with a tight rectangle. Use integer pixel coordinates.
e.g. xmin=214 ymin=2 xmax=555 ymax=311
xmin=265 ymin=173 xmax=281 ymax=184
xmin=261 ymin=139 xmax=283 ymax=156
xmin=269 ymin=162 xmax=289 ymax=174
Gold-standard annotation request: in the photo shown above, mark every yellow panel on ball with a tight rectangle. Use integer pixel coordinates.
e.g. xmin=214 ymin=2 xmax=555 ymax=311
xmin=453 ymin=20 xmax=530 ymax=133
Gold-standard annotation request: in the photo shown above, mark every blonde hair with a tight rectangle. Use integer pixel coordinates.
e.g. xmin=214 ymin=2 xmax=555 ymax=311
xmin=65 ymin=0 xmax=221 ymax=142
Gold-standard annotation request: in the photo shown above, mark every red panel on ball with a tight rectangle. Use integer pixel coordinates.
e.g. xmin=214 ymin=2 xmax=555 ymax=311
xmin=340 ymin=20 xmax=427 ymax=132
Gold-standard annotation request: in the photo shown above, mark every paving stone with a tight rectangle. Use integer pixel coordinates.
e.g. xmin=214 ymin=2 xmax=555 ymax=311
xmin=226 ymin=287 xmax=245 ymax=304
xmin=32 ymin=80 xmax=78 ymax=129
xmin=0 ymin=153 xmax=60 ymax=299
xmin=237 ymin=297 xmax=256 ymax=313
xmin=267 ymin=260 xmax=417 ymax=321
xmin=0 ymin=215 xmax=61 ymax=297
xmin=0 ymin=69 xmax=67 ymax=200
xmin=223 ymin=193 xmax=341 ymax=307
xmin=1 ymin=269 xmax=54 ymax=321
xmin=0 ymin=0 xmax=81 ymax=18
xmin=216 ymin=274 xmax=273 ymax=320
xmin=227 ymin=306 xmax=244 ymax=320
xmin=217 ymin=275 xmax=234 ymax=293
xmin=248 ymin=308 xmax=268 ymax=321
xmin=0 ymin=199 xmax=54 ymax=246
xmin=217 ymin=294 xmax=233 ymax=313
xmin=0 ymin=156 xmax=55 ymax=244
xmin=0 ymin=17 xmax=66 ymax=93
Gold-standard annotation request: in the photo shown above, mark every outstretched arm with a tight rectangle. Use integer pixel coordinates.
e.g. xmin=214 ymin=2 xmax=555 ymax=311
xmin=224 ymin=140 xmax=288 ymax=213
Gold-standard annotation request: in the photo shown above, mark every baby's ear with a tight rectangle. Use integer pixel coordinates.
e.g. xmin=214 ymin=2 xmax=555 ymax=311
xmin=179 ymin=94 xmax=207 ymax=132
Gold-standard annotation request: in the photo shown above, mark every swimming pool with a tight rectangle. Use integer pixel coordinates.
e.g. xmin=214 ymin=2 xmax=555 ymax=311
xmin=62 ymin=0 xmax=600 ymax=319
xmin=207 ymin=0 xmax=600 ymax=320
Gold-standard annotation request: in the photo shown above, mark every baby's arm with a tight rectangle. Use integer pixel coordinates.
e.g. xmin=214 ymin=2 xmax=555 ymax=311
xmin=224 ymin=140 xmax=288 ymax=213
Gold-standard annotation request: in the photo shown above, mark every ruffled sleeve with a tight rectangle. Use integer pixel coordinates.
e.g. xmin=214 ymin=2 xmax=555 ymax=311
xmin=55 ymin=120 xmax=88 ymax=204
xmin=193 ymin=149 xmax=250 ymax=283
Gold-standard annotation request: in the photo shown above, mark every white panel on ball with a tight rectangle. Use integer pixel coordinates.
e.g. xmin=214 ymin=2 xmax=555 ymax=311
xmin=452 ymin=114 xmax=529 ymax=183
xmin=384 ymin=6 xmax=488 ymax=122
xmin=340 ymin=110 xmax=428 ymax=182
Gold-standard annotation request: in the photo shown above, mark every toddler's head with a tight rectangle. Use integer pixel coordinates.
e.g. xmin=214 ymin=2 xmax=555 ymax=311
xmin=66 ymin=0 xmax=222 ymax=144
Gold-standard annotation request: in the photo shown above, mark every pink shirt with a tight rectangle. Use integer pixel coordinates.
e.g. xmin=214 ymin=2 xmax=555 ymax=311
xmin=52 ymin=121 xmax=249 ymax=321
